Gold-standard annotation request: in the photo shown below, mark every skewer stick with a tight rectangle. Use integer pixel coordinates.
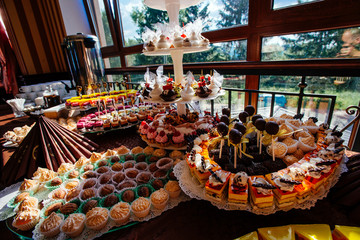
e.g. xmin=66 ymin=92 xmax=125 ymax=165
xmin=272 ymin=136 xmax=275 ymax=161
xmin=259 ymin=135 xmax=263 ymax=154
xmin=257 ymin=130 xmax=259 ymax=148
xmin=239 ymin=142 xmax=242 ymax=159
xmin=219 ymin=139 xmax=224 ymax=158
xmin=234 ymin=146 xmax=237 ymax=169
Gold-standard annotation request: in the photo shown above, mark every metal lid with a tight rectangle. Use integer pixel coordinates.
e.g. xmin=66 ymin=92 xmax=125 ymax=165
xmin=62 ymin=33 xmax=98 ymax=47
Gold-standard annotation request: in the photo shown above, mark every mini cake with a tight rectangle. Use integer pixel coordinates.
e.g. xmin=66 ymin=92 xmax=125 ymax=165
xmin=172 ymin=131 xmax=185 ymax=147
xmin=85 ymin=207 xmax=109 ymax=230
xmin=155 ymin=130 xmax=169 ymax=147
xmin=169 ymin=150 xmax=183 ymax=160
xmin=12 ymin=208 xmax=40 ymax=231
xmin=146 ymin=128 xmax=157 ymax=143
xmin=228 ymin=172 xmax=249 ymax=205
xmin=131 ymin=197 xmax=151 ymax=218
xmin=117 ymin=145 xmax=130 ymax=155
xmin=14 ymin=192 xmax=30 ymax=204
xmin=151 ymin=188 xmax=169 ymax=210
xmin=19 ymin=179 xmax=38 ymax=192
xmin=132 ymin=146 xmax=144 ymax=155
xmin=60 ymin=213 xmax=85 ymax=237
xmin=205 ymin=170 xmax=231 ymax=201
xmin=39 ymin=212 xmax=63 ymax=237
xmin=165 ymin=180 xmax=181 ymax=198
xmin=89 ymin=152 xmax=103 ymax=163
xmin=248 ymin=176 xmax=275 ymax=210
xmin=110 ymin=202 xmax=131 ymax=224
xmin=153 ymin=148 xmax=166 ymax=158
xmin=193 ymin=156 xmax=220 ymax=184
xmin=143 ymin=146 xmax=154 ymax=155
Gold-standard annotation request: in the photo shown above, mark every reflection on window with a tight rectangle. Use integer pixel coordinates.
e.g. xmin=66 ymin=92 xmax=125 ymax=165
xmin=260 ymin=76 xmax=301 ymax=93
xmin=262 ymin=27 xmax=360 ymax=61
xmin=108 ymin=57 xmax=121 ymax=68
xmin=273 ymin=0 xmax=321 ymax=9
xmin=126 ymin=54 xmax=170 ymax=67
xmin=90 ymin=0 xmax=114 ymax=47
xmin=119 ymin=0 xmax=248 ymax=47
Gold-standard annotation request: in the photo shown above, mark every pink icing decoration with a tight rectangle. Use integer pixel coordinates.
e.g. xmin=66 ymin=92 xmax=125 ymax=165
xmin=155 ymin=133 xmax=168 ymax=143
xmin=172 ymin=132 xmax=185 ymax=143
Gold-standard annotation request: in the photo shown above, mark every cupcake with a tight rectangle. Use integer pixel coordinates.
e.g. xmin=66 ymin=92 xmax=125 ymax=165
xmin=153 ymin=149 xmax=166 ymax=158
xmin=143 ymin=146 xmax=155 ymax=156
xmin=165 ymin=180 xmax=181 ymax=198
xmin=74 ymin=156 xmax=90 ymax=169
xmin=12 ymin=208 xmax=40 ymax=231
xmin=117 ymin=145 xmax=130 ymax=155
xmin=282 ymin=137 xmax=298 ymax=154
xmin=155 ymin=130 xmax=169 ymax=147
xmin=298 ymin=136 xmax=316 ymax=152
xmin=132 ymin=146 xmax=144 ymax=155
xmin=139 ymin=121 xmax=149 ymax=135
xmin=19 ymin=179 xmax=38 ymax=192
xmin=150 ymin=188 xmax=169 ymax=210
xmin=85 ymin=207 xmax=109 ymax=230
xmin=14 ymin=192 xmax=30 ymax=204
xmin=110 ymin=202 xmax=131 ymax=225
xmin=267 ymin=142 xmax=288 ymax=159
xmin=146 ymin=128 xmax=157 ymax=143
xmin=131 ymin=197 xmax=151 ymax=218
xmin=89 ymin=152 xmax=103 ymax=163
xmin=169 ymin=150 xmax=184 ymax=160
xmin=60 ymin=213 xmax=85 ymax=237
xmin=172 ymin=131 xmax=185 ymax=147
xmin=18 ymin=197 xmax=38 ymax=212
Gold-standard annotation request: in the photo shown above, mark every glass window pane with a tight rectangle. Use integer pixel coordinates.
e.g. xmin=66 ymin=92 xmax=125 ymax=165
xmin=125 ymin=54 xmax=170 ymax=67
xmin=119 ymin=0 xmax=249 ymax=47
xmin=90 ymin=0 xmax=114 ymax=46
xmin=261 ymin=27 xmax=360 ymax=61
xmin=273 ymin=0 xmax=321 ymax=9
xmin=260 ymin=75 xmax=302 ymax=93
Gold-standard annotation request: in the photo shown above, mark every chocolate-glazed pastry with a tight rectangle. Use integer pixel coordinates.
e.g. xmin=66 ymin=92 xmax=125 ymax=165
xmin=137 ymin=186 xmax=150 ymax=197
xmin=234 ymin=122 xmax=246 ymax=135
xmin=135 ymin=162 xmax=147 ymax=171
xmin=60 ymin=203 xmax=78 ymax=215
xmin=97 ymin=160 xmax=108 ymax=167
xmin=255 ymin=118 xmax=266 ymax=131
xmin=83 ymin=171 xmax=97 ymax=179
xmin=136 ymin=172 xmax=151 ymax=184
xmin=244 ymin=105 xmax=255 ymax=116
xmin=111 ymin=156 xmax=120 ymax=163
xmin=68 ymin=170 xmax=79 ymax=179
xmin=148 ymin=156 xmax=159 ymax=163
xmin=149 ymin=163 xmax=158 ymax=173
xmin=125 ymin=155 xmax=134 ymax=161
xmin=113 ymin=172 xmax=125 ymax=184
xmin=50 ymin=178 xmax=62 ymax=186
xmin=117 ymin=181 xmax=136 ymax=191
xmin=66 ymin=188 xmax=81 ymax=202
xmin=153 ymin=169 xmax=167 ymax=178
xmin=83 ymin=164 xmax=94 ymax=172
xmin=265 ymin=121 xmax=279 ymax=135
xmin=99 ymin=172 xmax=112 ymax=184
xmin=83 ymin=179 xmax=97 ymax=189
xmin=45 ymin=202 xmax=63 ymax=216
xmin=229 ymin=129 xmax=242 ymax=144
xmin=103 ymin=195 xmax=119 ymax=207
xmin=217 ymin=122 xmax=229 ymax=136
xmin=152 ymin=179 xmax=164 ymax=190
xmin=123 ymin=162 xmax=134 ymax=169
xmin=125 ymin=169 xmax=139 ymax=179
xmin=121 ymin=190 xmax=135 ymax=203
xmin=99 ymin=184 xmax=114 ymax=197
xmin=96 ymin=166 xmax=109 ymax=174
xmin=111 ymin=162 xmax=123 ymax=171
xmin=83 ymin=200 xmax=98 ymax=214
xmin=136 ymin=154 xmax=146 ymax=162
xmin=81 ymin=188 xmax=95 ymax=200
xmin=238 ymin=111 xmax=249 ymax=123
xmin=220 ymin=115 xmax=230 ymax=126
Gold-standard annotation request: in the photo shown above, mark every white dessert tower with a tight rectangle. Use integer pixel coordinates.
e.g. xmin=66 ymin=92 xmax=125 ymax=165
xmin=143 ymin=0 xmax=223 ymax=116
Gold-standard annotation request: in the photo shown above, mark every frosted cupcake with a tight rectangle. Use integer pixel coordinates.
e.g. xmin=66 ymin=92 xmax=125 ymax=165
xmin=165 ymin=180 xmax=181 ymax=198
xmin=172 ymin=131 xmax=185 ymax=147
xmin=147 ymin=128 xmax=157 ymax=143
xmin=155 ymin=130 xmax=169 ymax=147
xmin=282 ymin=137 xmax=298 ymax=154
xmin=12 ymin=208 xmax=40 ymax=231
xmin=60 ymin=213 xmax=85 ymax=237
xmin=150 ymin=188 xmax=169 ymax=210
xmin=39 ymin=212 xmax=64 ymax=237
xmin=85 ymin=207 xmax=109 ymax=230
xmin=131 ymin=197 xmax=151 ymax=218
xmin=298 ymin=136 xmax=316 ymax=152
xmin=109 ymin=202 xmax=131 ymax=224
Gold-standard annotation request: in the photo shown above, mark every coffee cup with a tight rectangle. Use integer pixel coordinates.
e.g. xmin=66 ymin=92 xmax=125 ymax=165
xmin=15 ymin=93 xmax=27 ymax=99
xmin=35 ymin=97 xmax=45 ymax=106
xmin=19 ymin=86 xmax=32 ymax=93
xmin=31 ymin=84 xmax=41 ymax=92
xmin=28 ymin=92 xmax=38 ymax=101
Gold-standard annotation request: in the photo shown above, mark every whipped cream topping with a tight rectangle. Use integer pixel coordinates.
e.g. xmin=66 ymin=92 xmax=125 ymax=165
xmin=193 ymin=137 xmax=202 ymax=146
xmin=273 ymin=174 xmax=295 ymax=192
xmin=209 ymin=171 xmax=228 ymax=186
xmin=301 ymin=162 xmax=323 ymax=178
xmin=233 ymin=172 xmax=248 ymax=187
xmin=318 ymin=149 xmax=334 ymax=161
xmin=288 ymin=167 xmax=306 ymax=181
xmin=253 ymin=178 xmax=273 ymax=195
xmin=195 ymin=157 xmax=211 ymax=173
xmin=193 ymin=145 xmax=202 ymax=154
xmin=310 ymin=158 xmax=331 ymax=174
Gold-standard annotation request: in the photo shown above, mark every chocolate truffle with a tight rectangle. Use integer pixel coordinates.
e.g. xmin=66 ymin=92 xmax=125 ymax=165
xmin=149 ymin=163 xmax=158 ymax=173
xmin=217 ymin=122 xmax=229 ymax=136
xmin=117 ymin=181 xmax=136 ymax=191
xmin=66 ymin=188 xmax=80 ymax=202
xmin=137 ymin=186 xmax=150 ymax=197
xmin=136 ymin=154 xmax=146 ymax=162
xmin=99 ymin=184 xmax=114 ymax=197
xmin=97 ymin=160 xmax=108 ymax=167
xmin=135 ymin=162 xmax=147 ymax=171
xmin=136 ymin=172 xmax=151 ymax=184
xmin=152 ymin=179 xmax=164 ymax=190
xmin=229 ymin=129 xmax=242 ymax=145
xmin=220 ymin=115 xmax=230 ymax=126
xmin=222 ymin=108 xmax=231 ymax=117
xmin=50 ymin=178 xmax=62 ymax=186
xmin=255 ymin=118 xmax=266 ymax=131
xmin=60 ymin=203 xmax=78 ymax=215
xmin=121 ymin=190 xmax=135 ymax=203
xmin=113 ymin=172 xmax=125 ymax=184
xmin=238 ymin=111 xmax=249 ymax=123
xmin=111 ymin=162 xmax=123 ymax=171
xmin=96 ymin=166 xmax=109 ymax=174
xmin=125 ymin=169 xmax=139 ymax=179
xmin=103 ymin=194 xmax=119 ymax=207
xmin=123 ymin=161 xmax=135 ymax=169
xmin=244 ymin=105 xmax=255 ymax=116
xmin=148 ymin=156 xmax=159 ymax=163
xmin=251 ymin=114 xmax=262 ymax=123
xmin=125 ymin=155 xmax=134 ymax=161
xmin=83 ymin=200 xmax=98 ymax=214
xmin=234 ymin=122 xmax=246 ymax=135
xmin=81 ymin=188 xmax=95 ymax=200
xmin=83 ymin=179 xmax=97 ymax=189
xmin=99 ymin=172 xmax=112 ymax=184
xmin=111 ymin=156 xmax=120 ymax=163
xmin=83 ymin=171 xmax=97 ymax=179
xmin=45 ymin=202 xmax=63 ymax=216
xmin=265 ymin=121 xmax=279 ymax=135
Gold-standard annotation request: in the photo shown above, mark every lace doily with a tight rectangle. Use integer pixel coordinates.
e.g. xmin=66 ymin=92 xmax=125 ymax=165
xmin=174 ymin=157 xmax=348 ymax=215
xmin=32 ymin=192 xmax=190 ymax=240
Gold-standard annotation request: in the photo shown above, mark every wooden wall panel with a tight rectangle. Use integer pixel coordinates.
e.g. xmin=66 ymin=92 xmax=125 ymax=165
xmin=0 ymin=0 xmax=67 ymax=75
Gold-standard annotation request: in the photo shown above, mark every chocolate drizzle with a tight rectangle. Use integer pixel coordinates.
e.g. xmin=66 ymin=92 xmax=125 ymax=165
xmin=279 ymin=178 xmax=301 ymax=185
xmin=315 ymin=159 xmax=337 ymax=166
xmin=209 ymin=169 xmax=223 ymax=183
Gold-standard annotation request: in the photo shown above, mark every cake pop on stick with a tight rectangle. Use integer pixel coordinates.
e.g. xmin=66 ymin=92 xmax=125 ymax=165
xmin=238 ymin=111 xmax=249 ymax=124
xmin=229 ymin=129 xmax=242 ymax=169
xmin=220 ymin=115 xmax=230 ymax=126
xmin=255 ymin=118 xmax=266 ymax=154
xmin=234 ymin=122 xmax=246 ymax=159
xmin=244 ymin=105 xmax=255 ymax=122
xmin=251 ymin=115 xmax=262 ymax=146
xmin=217 ymin=122 xmax=229 ymax=159
xmin=265 ymin=121 xmax=279 ymax=161
xmin=222 ymin=108 xmax=231 ymax=117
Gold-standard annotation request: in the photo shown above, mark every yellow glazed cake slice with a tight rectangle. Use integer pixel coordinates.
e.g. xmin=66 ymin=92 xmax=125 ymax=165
xmin=248 ymin=176 xmax=276 ymax=209
xmin=235 ymin=231 xmax=258 ymax=240
xmin=258 ymin=225 xmax=295 ymax=240
xmin=228 ymin=172 xmax=249 ymax=205
xmin=292 ymin=224 xmax=332 ymax=240
xmin=332 ymin=225 xmax=360 ymax=240
xmin=205 ymin=170 xmax=230 ymax=201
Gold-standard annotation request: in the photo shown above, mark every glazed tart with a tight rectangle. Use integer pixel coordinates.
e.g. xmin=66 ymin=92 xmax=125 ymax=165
xmin=234 ymin=231 xmax=258 ymax=240
xmin=248 ymin=176 xmax=275 ymax=209
xmin=258 ymin=225 xmax=295 ymax=240
xmin=228 ymin=172 xmax=248 ymax=205
xmin=332 ymin=225 xmax=360 ymax=240
xmin=292 ymin=224 xmax=332 ymax=240
xmin=205 ymin=170 xmax=230 ymax=201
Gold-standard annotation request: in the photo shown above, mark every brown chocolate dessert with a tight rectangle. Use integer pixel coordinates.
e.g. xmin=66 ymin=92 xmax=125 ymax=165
xmin=99 ymin=184 xmax=114 ymax=197
xmin=83 ymin=199 xmax=98 ymax=214
xmin=83 ymin=179 xmax=97 ymax=189
xmin=137 ymin=186 xmax=150 ymax=197
xmin=113 ymin=172 xmax=125 ymax=184
xmin=121 ymin=190 xmax=135 ymax=203
xmin=50 ymin=178 xmax=62 ymax=186
xmin=111 ymin=162 xmax=123 ymax=171
xmin=60 ymin=203 xmax=78 ymax=215
xmin=151 ymin=179 xmax=164 ymax=190
xmin=103 ymin=194 xmax=119 ymax=207
xmin=45 ymin=202 xmax=63 ymax=216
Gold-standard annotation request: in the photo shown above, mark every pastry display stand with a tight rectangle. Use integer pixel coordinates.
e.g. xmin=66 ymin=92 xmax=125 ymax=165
xmin=173 ymin=157 xmax=348 ymax=215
